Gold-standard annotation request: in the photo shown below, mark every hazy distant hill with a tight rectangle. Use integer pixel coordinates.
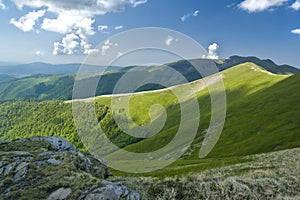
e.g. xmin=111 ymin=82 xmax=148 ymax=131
xmin=0 ymin=74 xmax=15 ymax=82
xmin=0 ymin=62 xmax=121 ymax=77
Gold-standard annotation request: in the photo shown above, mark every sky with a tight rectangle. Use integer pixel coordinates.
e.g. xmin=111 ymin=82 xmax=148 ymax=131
xmin=0 ymin=0 xmax=300 ymax=67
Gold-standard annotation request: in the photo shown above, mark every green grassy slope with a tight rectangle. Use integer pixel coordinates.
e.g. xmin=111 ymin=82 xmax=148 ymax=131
xmin=0 ymin=74 xmax=74 ymax=101
xmin=0 ymin=62 xmax=299 ymax=176
xmin=103 ymin=63 xmax=299 ymax=165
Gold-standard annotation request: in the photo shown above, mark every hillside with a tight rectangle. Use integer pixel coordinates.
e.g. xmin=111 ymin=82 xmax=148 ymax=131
xmin=117 ymin=147 xmax=300 ymax=199
xmin=117 ymin=63 xmax=300 ymax=157
xmin=0 ymin=56 xmax=298 ymax=101
xmin=0 ymin=62 xmax=299 ymax=177
xmin=1 ymin=136 xmax=298 ymax=199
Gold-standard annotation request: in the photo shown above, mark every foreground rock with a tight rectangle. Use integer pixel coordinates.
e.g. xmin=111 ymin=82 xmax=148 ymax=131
xmin=0 ymin=136 xmax=140 ymax=200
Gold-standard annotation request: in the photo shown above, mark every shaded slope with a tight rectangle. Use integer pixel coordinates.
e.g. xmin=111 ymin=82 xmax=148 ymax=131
xmin=112 ymin=63 xmax=299 ymax=160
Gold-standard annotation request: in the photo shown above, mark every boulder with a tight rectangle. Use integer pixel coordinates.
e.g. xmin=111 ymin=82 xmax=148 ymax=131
xmin=3 ymin=161 xmax=18 ymax=176
xmin=47 ymin=188 xmax=72 ymax=200
xmin=16 ymin=136 xmax=76 ymax=152
xmin=47 ymin=158 xmax=62 ymax=165
xmin=80 ymin=181 xmax=140 ymax=200
xmin=13 ymin=162 xmax=29 ymax=180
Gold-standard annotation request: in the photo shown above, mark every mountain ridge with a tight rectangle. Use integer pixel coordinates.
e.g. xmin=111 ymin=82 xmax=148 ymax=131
xmin=0 ymin=56 xmax=298 ymax=102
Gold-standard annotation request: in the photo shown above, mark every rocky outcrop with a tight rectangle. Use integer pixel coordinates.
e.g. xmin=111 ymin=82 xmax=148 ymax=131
xmin=47 ymin=188 xmax=72 ymax=200
xmin=79 ymin=180 xmax=140 ymax=200
xmin=0 ymin=136 xmax=139 ymax=200
xmin=14 ymin=136 xmax=76 ymax=152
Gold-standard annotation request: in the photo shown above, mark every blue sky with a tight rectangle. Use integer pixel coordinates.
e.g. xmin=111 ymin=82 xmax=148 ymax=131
xmin=0 ymin=0 xmax=300 ymax=67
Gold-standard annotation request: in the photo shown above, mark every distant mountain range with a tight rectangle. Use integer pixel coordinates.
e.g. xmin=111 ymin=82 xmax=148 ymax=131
xmin=0 ymin=62 xmax=121 ymax=78
xmin=0 ymin=56 xmax=298 ymax=101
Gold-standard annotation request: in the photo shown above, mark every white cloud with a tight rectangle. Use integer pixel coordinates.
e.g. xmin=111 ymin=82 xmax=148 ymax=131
xmin=291 ymin=0 xmax=300 ymax=10
xmin=132 ymin=0 xmax=148 ymax=8
xmin=11 ymin=0 xmax=148 ymax=55
xmin=10 ymin=9 xmax=46 ymax=32
xmin=181 ymin=10 xmax=200 ymax=22
xmin=291 ymin=29 xmax=300 ymax=35
xmin=204 ymin=43 xmax=220 ymax=60
xmin=98 ymin=25 xmax=109 ymax=34
xmin=227 ymin=3 xmax=236 ymax=8
xmin=193 ymin=10 xmax=200 ymax=16
xmin=117 ymin=52 xmax=124 ymax=57
xmin=42 ymin=13 xmax=97 ymax=55
xmin=53 ymin=32 xmax=99 ymax=55
xmin=12 ymin=0 xmax=148 ymax=16
xmin=238 ymin=0 xmax=288 ymax=13
xmin=180 ymin=15 xmax=187 ymax=22
xmin=0 ymin=0 xmax=5 ymax=9
xmin=81 ymin=39 xmax=99 ymax=55
xmin=98 ymin=25 xmax=108 ymax=31
xmin=165 ymin=35 xmax=174 ymax=46
xmin=35 ymin=51 xmax=43 ymax=56
xmin=42 ymin=14 xmax=95 ymax=35
xmin=115 ymin=25 xmax=124 ymax=30
xmin=101 ymin=40 xmax=113 ymax=56
xmin=53 ymin=33 xmax=80 ymax=55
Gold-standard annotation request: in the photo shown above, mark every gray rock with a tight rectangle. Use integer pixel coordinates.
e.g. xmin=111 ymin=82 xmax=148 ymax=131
xmin=47 ymin=188 xmax=72 ymax=200
xmin=12 ymin=156 xmax=33 ymax=163
xmin=0 ymin=167 xmax=4 ymax=175
xmin=16 ymin=136 xmax=76 ymax=152
xmin=47 ymin=159 xmax=62 ymax=165
xmin=33 ymin=161 xmax=47 ymax=168
xmin=76 ymin=152 xmax=91 ymax=171
xmin=39 ymin=151 xmax=62 ymax=158
xmin=0 ymin=140 xmax=10 ymax=144
xmin=3 ymin=161 xmax=18 ymax=176
xmin=1 ymin=151 xmax=31 ymax=156
xmin=14 ymin=162 xmax=29 ymax=180
xmin=127 ymin=190 xmax=140 ymax=200
xmin=82 ymin=181 xmax=140 ymax=200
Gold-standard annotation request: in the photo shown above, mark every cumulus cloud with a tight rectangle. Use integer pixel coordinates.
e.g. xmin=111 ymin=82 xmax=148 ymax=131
xmin=101 ymin=40 xmax=113 ymax=55
xmin=0 ymin=0 xmax=5 ymax=9
xmin=238 ymin=0 xmax=288 ymax=12
xmin=291 ymin=0 xmax=300 ymax=10
xmin=291 ymin=29 xmax=300 ymax=35
xmin=115 ymin=25 xmax=124 ymax=30
xmin=10 ymin=0 xmax=148 ymax=55
xmin=52 ymin=32 xmax=98 ymax=55
xmin=181 ymin=10 xmax=200 ymax=22
xmin=53 ymin=33 xmax=80 ymax=55
xmin=10 ymin=9 xmax=46 ymax=32
xmin=42 ymin=14 xmax=95 ymax=35
xmin=165 ymin=35 xmax=174 ymax=46
xmin=204 ymin=43 xmax=220 ymax=60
